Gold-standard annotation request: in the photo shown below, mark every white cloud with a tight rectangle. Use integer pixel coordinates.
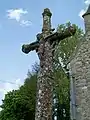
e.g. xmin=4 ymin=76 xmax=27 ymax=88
xmin=7 ymin=9 xmax=27 ymax=21
xmin=84 ymin=0 xmax=90 ymax=5
xmin=79 ymin=0 xmax=90 ymax=19
xmin=0 ymin=79 xmax=24 ymax=109
xmin=6 ymin=8 xmax=32 ymax=27
xmin=20 ymin=20 xmax=32 ymax=27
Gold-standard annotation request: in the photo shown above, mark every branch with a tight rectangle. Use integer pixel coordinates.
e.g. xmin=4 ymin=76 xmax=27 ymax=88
xmin=22 ymin=41 xmax=39 ymax=54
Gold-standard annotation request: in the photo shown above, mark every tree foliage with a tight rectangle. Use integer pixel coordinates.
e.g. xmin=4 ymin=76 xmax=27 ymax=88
xmin=55 ymin=21 xmax=84 ymax=64
xmin=0 ymin=72 xmax=37 ymax=120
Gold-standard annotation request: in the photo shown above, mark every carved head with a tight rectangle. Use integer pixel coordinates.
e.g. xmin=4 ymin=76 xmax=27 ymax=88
xmin=42 ymin=8 xmax=52 ymax=17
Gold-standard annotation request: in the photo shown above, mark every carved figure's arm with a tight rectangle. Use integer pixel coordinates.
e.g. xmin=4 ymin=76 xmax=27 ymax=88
xmin=22 ymin=41 xmax=39 ymax=54
xmin=45 ymin=26 xmax=76 ymax=42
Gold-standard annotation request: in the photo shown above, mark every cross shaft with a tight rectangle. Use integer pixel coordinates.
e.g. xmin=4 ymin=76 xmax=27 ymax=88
xmin=22 ymin=8 xmax=76 ymax=120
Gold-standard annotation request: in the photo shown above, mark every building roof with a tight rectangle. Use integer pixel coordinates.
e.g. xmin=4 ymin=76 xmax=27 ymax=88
xmin=82 ymin=5 xmax=90 ymax=17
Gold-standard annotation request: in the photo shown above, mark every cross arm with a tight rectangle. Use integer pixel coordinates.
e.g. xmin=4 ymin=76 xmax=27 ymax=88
xmin=22 ymin=41 xmax=39 ymax=54
xmin=45 ymin=26 xmax=76 ymax=42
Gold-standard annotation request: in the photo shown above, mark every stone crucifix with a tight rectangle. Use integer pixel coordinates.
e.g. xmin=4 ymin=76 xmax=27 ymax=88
xmin=22 ymin=8 xmax=76 ymax=120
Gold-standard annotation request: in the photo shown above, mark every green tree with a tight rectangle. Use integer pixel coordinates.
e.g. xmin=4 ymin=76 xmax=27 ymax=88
xmin=55 ymin=22 xmax=84 ymax=64
xmin=0 ymin=71 xmax=37 ymax=120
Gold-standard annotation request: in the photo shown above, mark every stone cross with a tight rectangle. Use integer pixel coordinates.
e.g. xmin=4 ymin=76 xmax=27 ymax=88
xmin=22 ymin=8 xmax=76 ymax=120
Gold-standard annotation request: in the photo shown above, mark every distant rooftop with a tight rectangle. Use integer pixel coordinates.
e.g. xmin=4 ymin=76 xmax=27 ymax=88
xmin=82 ymin=4 xmax=90 ymax=17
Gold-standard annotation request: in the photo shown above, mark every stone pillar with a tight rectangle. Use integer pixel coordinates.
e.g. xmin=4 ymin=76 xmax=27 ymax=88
xmin=35 ymin=8 xmax=53 ymax=120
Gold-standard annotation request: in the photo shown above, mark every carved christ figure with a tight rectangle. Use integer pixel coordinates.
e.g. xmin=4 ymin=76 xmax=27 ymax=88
xmin=22 ymin=8 xmax=76 ymax=120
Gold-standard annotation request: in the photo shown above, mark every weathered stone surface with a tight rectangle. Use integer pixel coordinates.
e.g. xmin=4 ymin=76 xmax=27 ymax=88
xmin=70 ymin=37 xmax=90 ymax=120
xmin=35 ymin=40 xmax=53 ymax=120
xmin=69 ymin=5 xmax=90 ymax=120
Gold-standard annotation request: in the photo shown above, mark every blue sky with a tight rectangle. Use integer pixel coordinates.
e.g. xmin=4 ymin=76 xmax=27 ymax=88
xmin=0 ymin=0 xmax=89 ymax=104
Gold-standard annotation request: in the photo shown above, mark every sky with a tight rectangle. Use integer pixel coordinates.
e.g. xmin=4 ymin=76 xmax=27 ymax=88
xmin=0 ymin=0 xmax=89 ymax=106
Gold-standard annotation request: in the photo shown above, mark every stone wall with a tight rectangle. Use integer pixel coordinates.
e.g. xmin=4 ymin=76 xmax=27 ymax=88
xmin=70 ymin=36 xmax=90 ymax=120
